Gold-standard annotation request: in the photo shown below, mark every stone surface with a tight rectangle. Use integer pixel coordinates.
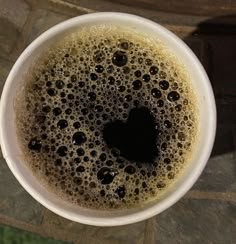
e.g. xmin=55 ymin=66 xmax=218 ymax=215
xmin=103 ymin=0 xmax=236 ymax=16
xmin=0 ymin=0 xmax=30 ymax=57
xmin=0 ymin=0 xmax=30 ymax=29
xmin=0 ymin=224 xmax=70 ymax=244
xmin=85 ymin=222 xmax=145 ymax=244
xmin=0 ymin=58 xmax=13 ymax=95
xmin=154 ymin=198 xmax=236 ymax=244
xmin=63 ymin=0 xmax=210 ymax=27
xmin=42 ymin=209 xmax=146 ymax=244
xmin=0 ymin=159 xmax=44 ymax=225
xmin=0 ymin=18 xmax=20 ymax=56
xmin=65 ymin=0 xmax=236 ymax=16
xmin=26 ymin=9 xmax=71 ymax=44
xmin=193 ymin=153 xmax=236 ymax=192
xmin=42 ymin=210 xmax=85 ymax=242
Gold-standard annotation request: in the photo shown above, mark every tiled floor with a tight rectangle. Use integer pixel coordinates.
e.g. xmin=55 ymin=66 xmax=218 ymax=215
xmin=0 ymin=225 xmax=69 ymax=244
xmin=0 ymin=0 xmax=235 ymax=243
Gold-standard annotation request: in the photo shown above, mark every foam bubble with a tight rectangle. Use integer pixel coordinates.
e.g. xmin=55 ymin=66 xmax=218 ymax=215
xmin=15 ymin=24 xmax=199 ymax=209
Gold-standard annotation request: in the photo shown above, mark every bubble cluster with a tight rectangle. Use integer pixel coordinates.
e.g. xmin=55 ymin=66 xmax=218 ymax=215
xmin=15 ymin=25 xmax=198 ymax=209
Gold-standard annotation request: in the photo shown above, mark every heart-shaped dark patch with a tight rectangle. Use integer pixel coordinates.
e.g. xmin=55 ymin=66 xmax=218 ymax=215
xmin=103 ymin=107 xmax=159 ymax=163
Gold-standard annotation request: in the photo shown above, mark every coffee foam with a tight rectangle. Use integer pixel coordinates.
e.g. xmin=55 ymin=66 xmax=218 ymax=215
xmin=15 ymin=24 xmax=198 ymax=209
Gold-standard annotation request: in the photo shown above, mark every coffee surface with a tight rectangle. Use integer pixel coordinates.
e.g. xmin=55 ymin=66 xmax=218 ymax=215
xmin=15 ymin=25 xmax=198 ymax=209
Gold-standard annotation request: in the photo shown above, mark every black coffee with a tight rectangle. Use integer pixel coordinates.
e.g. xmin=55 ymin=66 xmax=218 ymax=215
xmin=15 ymin=25 xmax=198 ymax=209
xmin=103 ymin=107 xmax=158 ymax=162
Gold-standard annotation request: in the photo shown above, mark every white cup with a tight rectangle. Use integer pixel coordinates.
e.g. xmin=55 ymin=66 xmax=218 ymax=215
xmin=0 ymin=12 xmax=216 ymax=226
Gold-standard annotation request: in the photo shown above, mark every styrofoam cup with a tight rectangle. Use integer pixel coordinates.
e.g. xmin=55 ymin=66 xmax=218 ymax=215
xmin=0 ymin=12 xmax=216 ymax=226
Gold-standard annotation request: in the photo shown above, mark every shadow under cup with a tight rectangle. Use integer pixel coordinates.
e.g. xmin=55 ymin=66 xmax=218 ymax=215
xmin=0 ymin=13 xmax=216 ymax=226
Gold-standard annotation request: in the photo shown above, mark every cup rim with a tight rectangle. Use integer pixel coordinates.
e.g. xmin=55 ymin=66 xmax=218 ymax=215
xmin=0 ymin=12 xmax=216 ymax=226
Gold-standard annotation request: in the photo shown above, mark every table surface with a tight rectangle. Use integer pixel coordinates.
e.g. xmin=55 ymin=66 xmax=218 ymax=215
xmin=0 ymin=0 xmax=236 ymax=243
